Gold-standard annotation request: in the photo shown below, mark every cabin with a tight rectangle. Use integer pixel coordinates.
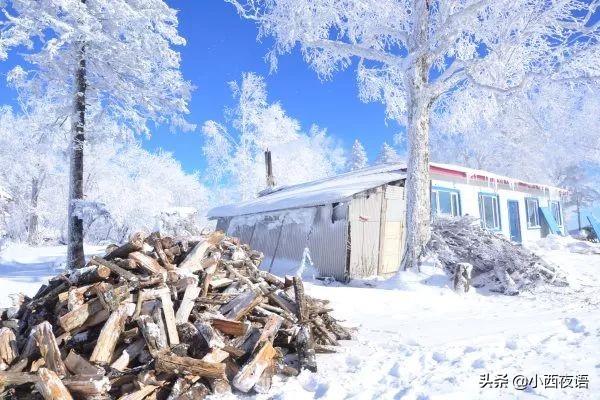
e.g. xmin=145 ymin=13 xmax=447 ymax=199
xmin=208 ymin=163 xmax=567 ymax=281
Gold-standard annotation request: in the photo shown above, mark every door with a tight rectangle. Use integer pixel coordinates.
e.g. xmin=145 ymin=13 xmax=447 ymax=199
xmin=508 ymin=200 xmax=522 ymax=243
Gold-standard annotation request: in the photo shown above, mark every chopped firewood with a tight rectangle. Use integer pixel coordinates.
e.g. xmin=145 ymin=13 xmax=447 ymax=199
xmin=175 ymin=284 xmax=200 ymax=324
xmin=64 ymin=350 xmax=104 ymax=376
xmin=0 ymin=328 xmax=18 ymax=368
xmin=155 ymin=353 xmax=225 ymax=379
xmin=35 ymin=368 xmax=73 ymax=400
xmin=293 ymin=277 xmax=317 ymax=373
xmin=63 ymin=374 xmax=111 ymax=397
xmin=58 ymin=298 xmax=104 ymax=332
xmin=232 ymin=342 xmax=277 ymax=393
xmin=117 ymin=384 xmax=157 ymax=400
xmin=0 ymin=231 xmax=349 ymax=398
xmin=32 ymin=322 xmax=67 ymax=377
xmin=211 ymin=318 xmax=247 ymax=337
xmin=110 ymin=339 xmax=145 ymax=372
xmin=90 ymin=303 xmax=135 ymax=365
xmin=220 ymin=291 xmax=264 ymax=321
xmin=105 ymin=232 xmax=145 ymax=260
xmin=128 ymin=252 xmax=166 ymax=276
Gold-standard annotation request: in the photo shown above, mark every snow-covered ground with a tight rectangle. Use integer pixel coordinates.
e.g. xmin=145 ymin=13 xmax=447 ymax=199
xmin=0 ymin=237 xmax=598 ymax=399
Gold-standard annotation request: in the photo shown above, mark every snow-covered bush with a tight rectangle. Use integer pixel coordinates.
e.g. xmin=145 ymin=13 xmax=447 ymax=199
xmin=425 ymin=216 xmax=568 ymax=295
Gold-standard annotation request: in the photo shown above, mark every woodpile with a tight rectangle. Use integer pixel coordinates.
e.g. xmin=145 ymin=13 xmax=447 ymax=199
xmin=427 ymin=216 xmax=568 ymax=294
xmin=0 ymin=232 xmax=351 ymax=399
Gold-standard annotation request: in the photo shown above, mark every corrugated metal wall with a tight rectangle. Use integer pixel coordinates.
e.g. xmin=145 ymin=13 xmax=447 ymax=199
xmin=220 ymin=205 xmax=349 ymax=281
xmin=306 ymin=204 xmax=349 ymax=281
xmin=348 ymin=188 xmax=384 ymax=278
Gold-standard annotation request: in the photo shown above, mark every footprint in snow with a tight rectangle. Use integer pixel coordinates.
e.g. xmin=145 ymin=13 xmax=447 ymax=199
xmin=564 ymin=317 xmax=586 ymax=333
xmin=432 ymin=352 xmax=447 ymax=362
xmin=472 ymin=359 xmax=486 ymax=369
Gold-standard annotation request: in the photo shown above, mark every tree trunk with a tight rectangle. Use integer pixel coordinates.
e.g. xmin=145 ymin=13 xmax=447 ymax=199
xmin=402 ymin=58 xmax=432 ymax=270
xmin=576 ymin=198 xmax=582 ymax=231
xmin=67 ymin=33 xmax=87 ymax=270
xmin=27 ymin=177 xmax=41 ymax=245
xmin=401 ymin=1 xmax=432 ymax=271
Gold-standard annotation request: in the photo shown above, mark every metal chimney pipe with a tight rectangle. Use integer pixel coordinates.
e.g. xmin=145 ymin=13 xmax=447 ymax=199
xmin=265 ymin=150 xmax=275 ymax=188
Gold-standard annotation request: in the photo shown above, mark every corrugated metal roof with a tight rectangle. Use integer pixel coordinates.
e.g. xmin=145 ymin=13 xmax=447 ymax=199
xmin=208 ymin=164 xmax=407 ymax=218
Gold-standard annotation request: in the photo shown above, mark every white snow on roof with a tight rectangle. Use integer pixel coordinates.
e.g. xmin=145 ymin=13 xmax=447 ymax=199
xmin=208 ymin=163 xmax=407 ymax=218
xmin=208 ymin=162 xmax=567 ymax=219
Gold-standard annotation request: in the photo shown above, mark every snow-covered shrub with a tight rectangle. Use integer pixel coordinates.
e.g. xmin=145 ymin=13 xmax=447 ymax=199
xmin=425 ymin=216 xmax=568 ymax=295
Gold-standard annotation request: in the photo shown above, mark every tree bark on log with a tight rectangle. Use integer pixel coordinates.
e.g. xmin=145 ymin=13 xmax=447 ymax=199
xmin=292 ymin=277 xmax=317 ymax=373
xmin=154 ymin=353 xmax=225 ymax=379
xmin=35 ymin=368 xmax=73 ymax=400
xmin=32 ymin=322 xmax=67 ymax=377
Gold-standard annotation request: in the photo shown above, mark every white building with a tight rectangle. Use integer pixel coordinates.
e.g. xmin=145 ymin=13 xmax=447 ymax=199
xmin=209 ymin=163 xmax=567 ymax=281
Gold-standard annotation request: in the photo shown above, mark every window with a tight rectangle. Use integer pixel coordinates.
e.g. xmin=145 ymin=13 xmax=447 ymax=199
xmin=525 ymin=198 xmax=540 ymax=228
xmin=550 ymin=201 xmax=563 ymax=226
xmin=431 ymin=188 xmax=461 ymax=217
xmin=478 ymin=193 xmax=501 ymax=230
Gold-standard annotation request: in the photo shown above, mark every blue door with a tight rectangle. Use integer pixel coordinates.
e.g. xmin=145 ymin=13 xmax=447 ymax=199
xmin=508 ymin=200 xmax=522 ymax=243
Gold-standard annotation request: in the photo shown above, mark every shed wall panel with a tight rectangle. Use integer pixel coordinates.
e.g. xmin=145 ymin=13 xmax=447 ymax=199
xmin=348 ymin=189 xmax=383 ymax=278
xmin=379 ymin=186 xmax=406 ymax=276
xmin=306 ymin=205 xmax=349 ymax=281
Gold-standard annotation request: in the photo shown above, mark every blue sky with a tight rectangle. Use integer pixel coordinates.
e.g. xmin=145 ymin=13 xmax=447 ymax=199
xmin=0 ymin=1 xmax=401 ymax=175
xmin=150 ymin=0 xmax=400 ymax=174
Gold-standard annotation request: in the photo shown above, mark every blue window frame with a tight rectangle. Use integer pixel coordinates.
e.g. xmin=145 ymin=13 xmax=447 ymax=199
xmin=525 ymin=197 xmax=541 ymax=228
xmin=549 ymin=200 xmax=563 ymax=227
xmin=478 ymin=193 xmax=501 ymax=230
xmin=431 ymin=187 xmax=461 ymax=217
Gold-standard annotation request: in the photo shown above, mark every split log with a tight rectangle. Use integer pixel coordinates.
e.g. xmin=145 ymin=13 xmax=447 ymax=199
xmin=105 ymin=233 xmax=145 ymax=260
xmin=0 ymin=371 xmax=39 ymax=387
xmin=293 ymin=277 xmax=317 ymax=373
xmin=178 ymin=232 xmax=223 ymax=271
xmin=209 ymin=278 xmax=234 ymax=290
xmin=63 ymin=375 xmax=111 ymax=397
xmin=177 ymin=382 xmax=210 ymax=400
xmin=211 ymin=318 xmax=247 ymax=337
xmin=151 ymin=237 xmax=175 ymax=271
xmin=95 ymin=283 xmax=131 ymax=312
xmin=64 ymin=350 xmax=103 ymax=376
xmin=35 ymin=368 xmax=73 ymax=400
xmin=154 ymin=353 xmax=225 ymax=379
xmin=128 ymin=252 xmax=166 ymax=276
xmin=220 ymin=292 xmax=263 ymax=321
xmin=175 ymin=284 xmax=200 ymax=324
xmin=137 ymin=316 xmax=166 ymax=356
xmin=158 ymin=290 xmax=179 ymax=346
xmin=0 ymin=328 xmax=18 ymax=368
xmin=195 ymin=321 xmax=225 ymax=349
xmin=90 ymin=303 xmax=134 ymax=365
xmin=70 ymin=265 xmax=111 ymax=285
xmin=32 ymin=322 xmax=67 ymax=377
xmin=232 ymin=342 xmax=277 ymax=393
xmin=110 ymin=339 xmax=145 ymax=372
xmin=117 ymin=385 xmax=157 ymax=400
xmin=253 ymin=359 xmax=274 ymax=394
xmin=90 ymin=257 xmax=139 ymax=283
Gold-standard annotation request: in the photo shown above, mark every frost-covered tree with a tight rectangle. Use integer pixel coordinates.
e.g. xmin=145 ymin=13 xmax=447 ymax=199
xmin=202 ymin=73 xmax=345 ymax=201
xmin=375 ymin=142 xmax=401 ymax=164
xmin=557 ymin=164 xmax=600 ymax=231
xmin=226 ymin=0 xmax=600 ymax=269
xmin=0 ymin=0 xmax=193 ymax=267
xmin=348 ymin=139 xmax=368 ymax=171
